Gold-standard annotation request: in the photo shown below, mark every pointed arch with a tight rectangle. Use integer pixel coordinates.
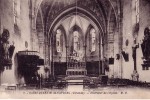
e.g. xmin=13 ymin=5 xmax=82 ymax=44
xmin=85 ymin=24 xmax=101 ymax=56
xmin=68 ymin=25 xmax=84 ymax=53
xmin=56 ymin=25 xmax=67 ymax=46
xmin=52 ymin=24 xmax=67 ymax=55
xmin=48 ymin=7 xmax=105 ymax=41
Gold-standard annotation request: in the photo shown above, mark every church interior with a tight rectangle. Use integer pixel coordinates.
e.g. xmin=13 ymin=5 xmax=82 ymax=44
xmin=0 ymin=0 xmax=150 ymax=89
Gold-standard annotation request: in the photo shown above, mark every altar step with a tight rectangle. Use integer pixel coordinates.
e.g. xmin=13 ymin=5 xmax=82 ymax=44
xmin=66 ymin=69 xmax=87 ymax=76
xmin=65 ymin=75 xmax=89 ymax=80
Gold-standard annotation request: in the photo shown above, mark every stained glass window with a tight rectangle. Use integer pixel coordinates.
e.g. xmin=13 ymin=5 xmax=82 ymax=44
xmin=90 ymin=28 xmax=96 ymax=52
xmin=56 ymin=29 xmax=62 ymax=52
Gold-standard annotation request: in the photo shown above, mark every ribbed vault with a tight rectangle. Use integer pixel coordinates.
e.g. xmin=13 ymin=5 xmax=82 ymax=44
xmin=35 ymin=0 xmax=121 ymax=43
xmin=34 ymin=0 xmax=122 ymax=67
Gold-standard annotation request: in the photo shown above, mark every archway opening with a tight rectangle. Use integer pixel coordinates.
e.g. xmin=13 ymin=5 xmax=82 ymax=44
xmin=50 ymin=13 xmax=103 ymax=77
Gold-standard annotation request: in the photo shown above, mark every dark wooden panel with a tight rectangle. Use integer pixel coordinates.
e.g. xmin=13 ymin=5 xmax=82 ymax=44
xmin=86 ymin=61 xmax=100 ymax=76
xmin=54 ymin=62 xmax=67 ymax=75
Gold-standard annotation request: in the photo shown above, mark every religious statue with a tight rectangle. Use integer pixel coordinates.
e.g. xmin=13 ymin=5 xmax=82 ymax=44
xmin=0 ymin=29 xmax=10 ymax=59
xmin=73 ymin=31 xmax=80 ymax=52
xmin=141 ymin=27 xmax=150 ymax=60
xmin=131 ymin=70 xmax=139 ymax=81
xmin=0 ymin=29 xmax=15 ymax=70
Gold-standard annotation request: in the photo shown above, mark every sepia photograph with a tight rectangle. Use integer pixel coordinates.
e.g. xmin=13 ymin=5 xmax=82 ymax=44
xmin=0 ymin=0 xmax=150 ymax=99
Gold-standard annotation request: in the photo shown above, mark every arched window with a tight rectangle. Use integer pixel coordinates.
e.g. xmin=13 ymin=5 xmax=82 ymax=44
xmin=135 ymin=0 xmax=139 ymax=23
xmin=90 ymin=28 xmax=96 ymax=52
xmin=13 ymin=0 xmax=20 ymax=25
xmin=56 ymin=29 xmax=62 ymax=52
xmin=73 ymin=31 xmax=80 ymax=51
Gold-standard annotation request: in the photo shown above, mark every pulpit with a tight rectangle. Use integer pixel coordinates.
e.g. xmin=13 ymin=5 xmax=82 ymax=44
xmin=17 ymin=51 xmax=44 ymax=84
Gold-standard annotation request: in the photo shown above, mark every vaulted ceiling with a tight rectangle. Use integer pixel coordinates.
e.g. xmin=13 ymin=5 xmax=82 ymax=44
xmin=35 ymin=0 xmax=121 ymax=44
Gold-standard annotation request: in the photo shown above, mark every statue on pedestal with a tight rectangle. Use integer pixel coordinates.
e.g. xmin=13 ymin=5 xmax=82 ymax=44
xmin=141 ymin=27 xmax=150 ymax=68
xmin=131 ymin=70 xmax=139 ymax=81
xmin=0 ymin=29 xmax=15 ymax=71
xmin=141 ymin=27 xmax=150 ymax=60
